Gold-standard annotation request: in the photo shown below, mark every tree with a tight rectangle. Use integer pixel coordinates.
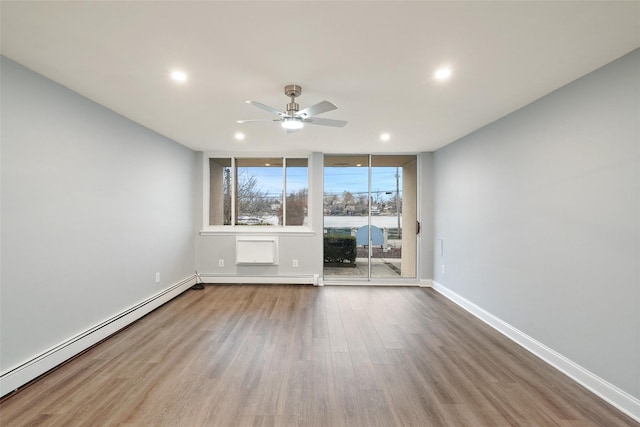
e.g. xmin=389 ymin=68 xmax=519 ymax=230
xmin=356 ymin=194 xmax=368 ymax=215
xmin=278 ymin=188 xmax=308 ymax=225
xmin=324 ymin=194 xmax=342 ymax=215
xmin=237 ymin=170 xmax=271 ymax=216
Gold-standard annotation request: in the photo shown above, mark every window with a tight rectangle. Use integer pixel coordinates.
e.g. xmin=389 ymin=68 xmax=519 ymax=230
xmin=285 ymin=158 xmax=308 ymax=226
xmin=209 ymin=158 xmax=232 ymax=225
xmin=208 ymin=157 xmax=308 ymax=227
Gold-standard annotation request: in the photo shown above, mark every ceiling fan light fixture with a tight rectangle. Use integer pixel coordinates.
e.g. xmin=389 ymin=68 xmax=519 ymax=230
xmin=281 ymin=117 xmax=304 ymax=130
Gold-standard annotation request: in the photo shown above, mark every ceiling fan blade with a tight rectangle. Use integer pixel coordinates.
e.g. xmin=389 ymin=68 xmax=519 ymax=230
xmin=296 ymin=100 xmax=337 ymax=118
xmin=236 ymin=118 xmax=282 ymax=124
xmin=303 ymin=117 xmax=347 ymax=127
xmin=245 ymin=101 xmax=285 ymax=116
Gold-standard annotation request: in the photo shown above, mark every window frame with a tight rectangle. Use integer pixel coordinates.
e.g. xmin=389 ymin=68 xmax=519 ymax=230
xmin=201 ymin=153 xmax=314 ymax=236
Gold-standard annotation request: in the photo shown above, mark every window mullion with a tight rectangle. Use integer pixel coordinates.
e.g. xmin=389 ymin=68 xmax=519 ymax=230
xmin=231 ymin=157 xmax=237 ymax=226
xmin=282 ymin=157 xmax=287 ymax=226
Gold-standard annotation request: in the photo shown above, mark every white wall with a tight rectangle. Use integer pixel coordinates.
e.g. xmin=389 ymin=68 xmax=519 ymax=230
xmin=433 ymin=49 xmax=639 ymax=401
xmin=1 ymin=57 xmax=196 ymax=375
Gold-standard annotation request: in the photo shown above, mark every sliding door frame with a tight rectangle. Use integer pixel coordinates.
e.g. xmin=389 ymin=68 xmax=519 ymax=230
xmin=322 ymin=153 xmax=421 ymax=285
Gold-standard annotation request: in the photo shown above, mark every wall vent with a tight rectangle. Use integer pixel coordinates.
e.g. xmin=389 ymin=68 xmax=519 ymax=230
xmin=236 ymin=236 xmax=278 ymax=265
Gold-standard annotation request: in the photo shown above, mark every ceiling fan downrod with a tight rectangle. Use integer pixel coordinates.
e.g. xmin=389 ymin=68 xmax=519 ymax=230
xmin=284 ymin=84 xmax=301 ymax=115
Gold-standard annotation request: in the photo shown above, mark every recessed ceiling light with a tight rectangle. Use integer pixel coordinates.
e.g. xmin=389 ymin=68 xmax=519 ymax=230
xmin=380 ymin=133 xmax=391 ymax=142
xmin=234 ymin=132 xmax=245 ymax=141
xmin=170 ymin=70 xmax=187 ymax=82
xmin=265 ymin=163 xmax=271 ymax=166
xmin=434 ymin=67 xmax=452 ymax=80
xmin=356 ymin=163 xmax=362 ymax=167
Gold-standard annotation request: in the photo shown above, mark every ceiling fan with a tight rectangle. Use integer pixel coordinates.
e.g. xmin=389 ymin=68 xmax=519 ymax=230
xmin=237 ymin=84 xmax=347 ymax=132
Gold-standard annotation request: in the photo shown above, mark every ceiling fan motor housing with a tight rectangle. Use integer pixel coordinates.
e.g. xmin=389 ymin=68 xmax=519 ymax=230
xmin=284 ymin=84 xmax=302 ymax=98
xmin=286 ymin=102 xmax=299 ymax=114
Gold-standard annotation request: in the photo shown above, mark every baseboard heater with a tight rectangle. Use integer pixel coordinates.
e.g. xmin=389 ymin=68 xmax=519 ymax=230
xmin=236 ymin=236 xmax=278 ymax=265
xmin=0 ymin=275 xmax=196 ymax=397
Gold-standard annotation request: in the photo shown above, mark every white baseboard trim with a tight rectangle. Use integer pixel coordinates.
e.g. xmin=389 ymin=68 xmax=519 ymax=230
xmin=200 ymin=275 xmax=423 ymax=288
xmin=431 ymin=281 xmax=640 ymax=423
xmin=0 ymin=274 xmax=197 ymax=398
xmin=419 ymin=279 xmax=433 ymax=288
xmin=200 ymin=274 xmax=319 ymax=286
xmin=323 ymin=280 xmax=421 ymax=287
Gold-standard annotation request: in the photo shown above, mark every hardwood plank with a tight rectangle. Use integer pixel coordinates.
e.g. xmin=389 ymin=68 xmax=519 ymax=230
xmin=324 ymin=289 xmax=349 ymax=353
xmin=1 ymin=285 xmax=637 ymax=427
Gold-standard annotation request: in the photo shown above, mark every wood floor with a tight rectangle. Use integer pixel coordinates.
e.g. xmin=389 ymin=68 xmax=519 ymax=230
xmin=1 ymin=285 xmax=637 ymax=426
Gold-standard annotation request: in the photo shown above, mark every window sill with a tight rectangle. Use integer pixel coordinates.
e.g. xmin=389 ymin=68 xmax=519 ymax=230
xmin=200 ymin=226 xmax=315 ymax=237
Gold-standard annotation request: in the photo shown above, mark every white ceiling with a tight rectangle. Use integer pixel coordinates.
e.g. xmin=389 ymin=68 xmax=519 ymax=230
xmin=1 ymin=1 xmax=639 ymax=154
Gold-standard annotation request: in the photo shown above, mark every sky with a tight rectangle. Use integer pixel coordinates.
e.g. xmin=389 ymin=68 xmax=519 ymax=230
xmin=239 ymin=165 xmax=402 ymax=198
xmin=324 ymin=167 xmax=401 ymax=196
xmin=238 ymin=166 xmax=307 ymax=197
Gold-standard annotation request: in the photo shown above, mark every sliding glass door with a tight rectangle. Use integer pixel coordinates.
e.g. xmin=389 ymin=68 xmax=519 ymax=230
xmin=323 ymin=155 xmax=369 ymax=278
xmin=323 ymin=155 xmax=417 ymax=281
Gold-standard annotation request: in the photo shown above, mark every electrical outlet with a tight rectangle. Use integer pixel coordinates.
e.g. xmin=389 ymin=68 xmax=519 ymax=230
xmin=292 ymin=259 xmax=299 ymax=268
xmin=218 ymin=259 xmax=224 ymax=268
xmin=155 ymin=272 xmax=160 ymax=283
xmin=441 ymin=265 xmax=446 ymax=275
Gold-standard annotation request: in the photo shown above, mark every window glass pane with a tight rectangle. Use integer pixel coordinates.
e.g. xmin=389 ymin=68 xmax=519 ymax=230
xmin=209 ymin=158 xmax=232 ymax=225
xmin=371 ymin=155 xmax=417 ymax=278
xmin=207 ymin=156 xmax=309 ymax=228
xmin=285 ymin=158 xmax=308 ymax=226
xmin=323 ymin=155 xmax=369 ymax=217
xmin=323 ymin=155 xmax=369 ymax=279
xmin=236 ymin=158 xmax=283 ymax=226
